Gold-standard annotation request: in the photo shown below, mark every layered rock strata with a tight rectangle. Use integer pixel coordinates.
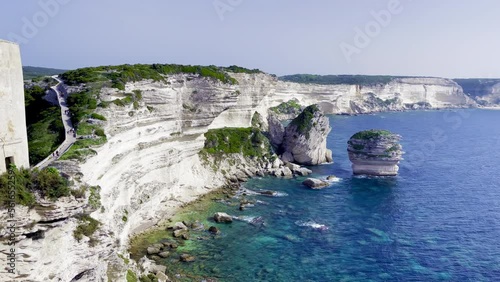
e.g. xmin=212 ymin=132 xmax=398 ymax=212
xmin=347 ymin=130 xmax=403 ymax=176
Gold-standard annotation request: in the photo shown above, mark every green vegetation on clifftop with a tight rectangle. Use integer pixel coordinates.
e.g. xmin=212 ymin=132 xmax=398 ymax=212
xmin=270 ymin=99 xmax=303 ymax=115
xmin=280 ymin=74 xmax=399 ymax=86
xmin=289 ymin=104 xmax=320 ymax=138
xmin=202 ymin=127 xmax=272 ymax=158
xmin=23 ymin=66 xmax=67 ymax=80
xmin=60 ymin=64 xmax=240 ymax=87
xmin=351 ymin=129 xmax=392 ymax=140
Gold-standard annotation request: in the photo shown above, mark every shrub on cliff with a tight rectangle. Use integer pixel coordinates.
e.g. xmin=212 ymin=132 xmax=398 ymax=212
xmin=61 ymin=63 xmax=239 ymax=88
xmin=270 ymin=99 xmax=303 ymax=116
xmin=0 ymin=166 xmax=71 ymax=207
xmin=73 ymin=214 xmax=101 ymax=245
xmin=202 ymin=127 xmax=272 ymax=158
xmin=289 ymin=104 xmax=320 ymax=138
xmin=34 ymin=167 xmax=71 ymax=199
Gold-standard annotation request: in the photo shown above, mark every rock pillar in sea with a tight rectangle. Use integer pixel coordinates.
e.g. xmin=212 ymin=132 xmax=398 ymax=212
xmin=347 ymin=129 xmax=403 ymax=176
xmin=281 ymin=104 xmax=333 ymax=165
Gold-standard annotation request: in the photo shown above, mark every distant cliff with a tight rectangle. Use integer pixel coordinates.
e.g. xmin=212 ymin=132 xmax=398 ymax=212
xmin=454 ymin=78 xmax=500 ymax=106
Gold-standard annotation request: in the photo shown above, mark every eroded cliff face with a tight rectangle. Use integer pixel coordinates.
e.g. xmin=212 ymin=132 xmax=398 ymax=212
xmin=5 ymin=72 xmax=478 ymax=281
xmin=281 ymin=105 xmax=333 ymax=165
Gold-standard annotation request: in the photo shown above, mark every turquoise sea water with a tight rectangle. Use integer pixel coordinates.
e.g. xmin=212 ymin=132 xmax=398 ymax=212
xmin=167 ymin=109 xmax=500 ymax=281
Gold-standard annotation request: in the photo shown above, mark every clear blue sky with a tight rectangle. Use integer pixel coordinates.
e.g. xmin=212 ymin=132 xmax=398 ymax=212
xmin=1 ymin=0 xmax=499 ymax=78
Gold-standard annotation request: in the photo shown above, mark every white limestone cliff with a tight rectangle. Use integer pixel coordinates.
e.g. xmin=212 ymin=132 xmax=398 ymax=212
xmin=0 ymin=71 xmax=477 ymax=281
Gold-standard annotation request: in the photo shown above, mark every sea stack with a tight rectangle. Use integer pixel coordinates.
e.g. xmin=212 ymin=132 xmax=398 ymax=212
xmin=281 ymin=104 xmax=333 ymax=165
xmin=347 ymin=130 xmax=403 ymax=176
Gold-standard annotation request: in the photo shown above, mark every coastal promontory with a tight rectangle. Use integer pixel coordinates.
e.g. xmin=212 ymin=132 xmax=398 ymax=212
xmin=347 ymin=130 xmax=403 ymax=176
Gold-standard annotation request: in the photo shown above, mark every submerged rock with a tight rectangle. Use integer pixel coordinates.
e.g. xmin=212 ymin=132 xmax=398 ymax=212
xmin=180 ymin=254 xmax=196 ymax=262
xmin=347 ymin=129 xmax=403 ymax=176
xmin=281 ymin=105 xmax=333 ymax=165
xmin=302 ymin=178 xmax=330 ymax=189
xmin=208 ymin=226 xmax=220 ymax=235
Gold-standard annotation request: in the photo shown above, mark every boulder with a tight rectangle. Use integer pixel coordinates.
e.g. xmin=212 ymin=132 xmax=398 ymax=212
xmin=214 ymin=212 xmax=233 ymax=223
xmin=150 ymin=264 xmax=167 ymax=275
xmin=281 ymin=105 xmax=332 ymax=165
xmin=273 ymin=168 xmax=283 ymax=177
xmin=156 ymin=272 xmax=171 ymax=282
xmin=297 ymin=168 xmax=312 ymax=176
xmin=285 ymin=162 xmax=301 ymax=171
xmin=173 ymin=229 xmax=188 ymax=238
xmin=326 ymin=175 xmax=339 ymax=181
xmin=158 ymin=251 xmax=170 ymax=258
xmin=147 ymin=247 xmax=161 ymax=255
xmin=282 ymin=167 xmax=293 ymax=177
xmin=347 ymin=130 xmax=403 ymax=176
xmin=259 ymin=190 xmax=277 ymax=196
xmin=302 ymin=178 xmax=330 ymax=189
xmin=272 ymin=157 xmax=281 ymax=169
xmin=180 ymin=254 xmax=196 ymax=262
xmin=172 ymin=222 xmax=188 ymax=231
xmin=208 ymin=226 xmax=220 ymax=234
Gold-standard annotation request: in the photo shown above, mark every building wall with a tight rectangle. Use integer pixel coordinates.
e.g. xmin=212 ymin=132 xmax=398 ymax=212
xmin=0 ymin=40 xmax=30 ymax=173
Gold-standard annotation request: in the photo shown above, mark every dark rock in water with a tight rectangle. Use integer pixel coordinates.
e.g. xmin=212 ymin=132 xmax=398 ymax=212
xmin=259 ymin=190 xmax=277 ymax=196
xmin=208 ymin=226 xmax=220 ymax=235
xmin=347 ymin=129 xmax=403 ymax=176
xmin=190 ymin=220 xmax=205 ymax=231
xmin=302 ymin=178 xmax=330 ymax=189
xmin=180 ymin=254 xmax=196 ymax=262
xmin=250 ymin=216 xmax=265 ymax=226
xmin=326 ymin=175 xmax=339 ymax=181
xmin=214 ymin=212 xmax=233 ymax=223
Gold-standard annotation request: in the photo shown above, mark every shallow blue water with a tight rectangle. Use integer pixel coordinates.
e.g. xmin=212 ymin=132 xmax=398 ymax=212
xmin=173 ymin=109 xmax=500 ymax=281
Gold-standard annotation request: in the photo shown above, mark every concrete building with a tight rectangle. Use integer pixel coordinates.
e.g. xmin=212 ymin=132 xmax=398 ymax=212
xmin=0 ymin=39 xmax=30 ymax=173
